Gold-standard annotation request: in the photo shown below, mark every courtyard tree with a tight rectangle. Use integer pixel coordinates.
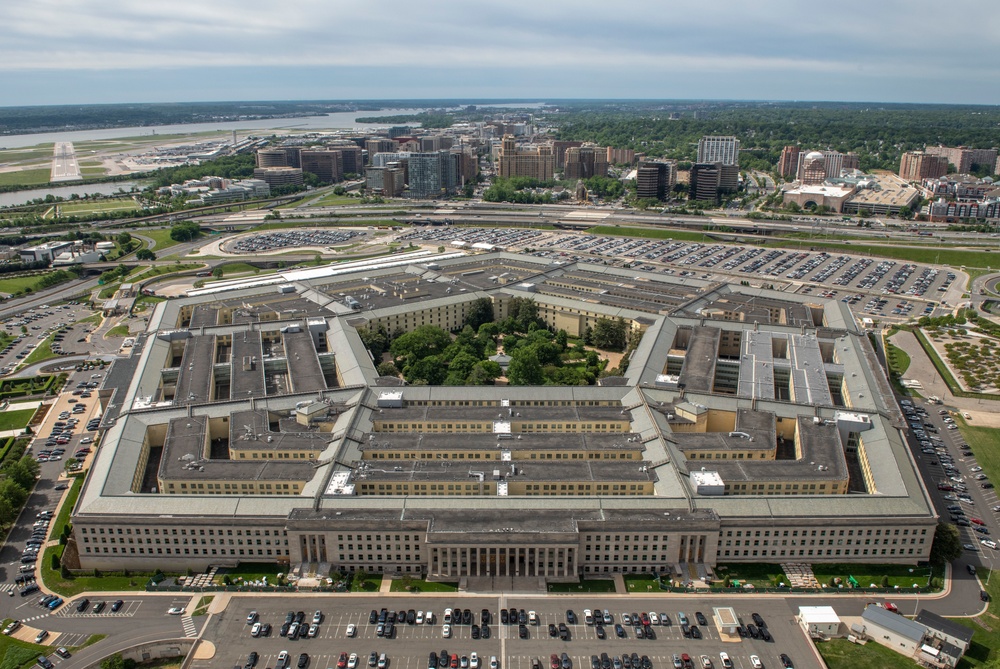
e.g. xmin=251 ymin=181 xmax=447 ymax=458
xmin=507 ymin=347 xmax=544 ymax=385
xmin=929 ymin=522 xmax=963 ymax=566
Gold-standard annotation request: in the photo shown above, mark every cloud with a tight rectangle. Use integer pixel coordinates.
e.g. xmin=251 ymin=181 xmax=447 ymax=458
xmin=1 ymin=0 xmax=998 ymax=104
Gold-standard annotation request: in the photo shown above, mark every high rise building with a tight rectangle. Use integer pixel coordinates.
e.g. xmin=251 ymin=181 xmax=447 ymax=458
xmin=252 ymin=167 xmax=304 ymax=189
xmin=899 ymin=152 xmax=949 ymax=181
xmin=842 ymin=152 xmax=860 ymax=171
xmin=925 ymin=146 xmax=998 ymax=174
xmin=689 ymin=163 xmax=739 ymax=203
xmin=256 ymin=146 xmax=302 ymax=169
xmin=777 ymin=146 xmax=800 ymax=178
xmin=300 ymin=150 xmax=344 ymax=184
xmin=326 ymin=143 xmax=364 ymax=175
xmin=606 ymin=147 xmax=636 ymax=165
xmin=387 ymin=126 xmax=411 ymax=139
xmin=635 ymin=161 xmax=677 ymax=201
xmin=366 ymin=139 xmax=397 ymax=165
xmin=498 ymin=135 xmax=555 ymax=181
xmin=552 ymin=141 xmax=584 ymax=169
xmin=366 ymin=163 xmax=406 ymax=197
xmin=796 ymin=151 xmax=844 ymax=182
xmin=564 ymin=145 xmax=609 ymax=180
xmin=697 ymin=136 xmax=740 ymax=165
xmin=406 ymin=151 xmax=459 ymax=199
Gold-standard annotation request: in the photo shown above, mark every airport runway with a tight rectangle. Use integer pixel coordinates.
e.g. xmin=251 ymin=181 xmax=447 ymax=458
xmin=50 ymin=142 xmax=82 ymax=182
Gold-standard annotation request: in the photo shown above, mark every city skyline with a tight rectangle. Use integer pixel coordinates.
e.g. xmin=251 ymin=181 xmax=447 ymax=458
xmin=2 ymin=0 xmax=999 ymax=106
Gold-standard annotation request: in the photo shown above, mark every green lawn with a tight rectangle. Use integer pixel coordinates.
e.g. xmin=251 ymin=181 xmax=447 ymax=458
xmin=132 ymin=295 xmax=167 ymax=313
xmin=816 ymin=638 xmax=917 ymax=669
xmin=622 ymin=574 xmax=660 ymax=592
xmin=0 ymin=408 xmax=36 ymax=432
xmin=0 ymin=169 xmax=51 ymax=187
xmin=105 ymin=325 xmax=130 ymax=338
xmin=0 ymin=622 xmax=56 ymax=669
xmin=309 ymin=193 xmax=363 ymax=207
xmin=547 ymin=579 xmax=617 ymax=593
xmin=885 ymin=341 xmax=911 ymax=376
xmin=810 ymin=563 xmax=940 ymax=590
xmin=350 ymin=574 xmax=383 ymax=592
xmin=388 ymin=579 xmax=458 ymax=593
xmin=0 ymin=273 xmax=59 ymax=296
xmin=587 ymin=225 xmax=717 ymax=243
xmin=214 ymin=562 xmax=284 ymax=585
xmin=56 ymin=199 xmax=139 ymax=216
xmin=141 ymin=227 xmax=183 ymax=251
xmin=20 ymin=336 xmax=59 ymax=367
xmin=215 ymin=262 xmax=261 ymax=276
xmin=712 ymin=563 xmax=786 ymax=589
xmin=957 ymin=419 xmax=1000 ymax=501
xmin=0 ymin=147 xmax=54 ymax=163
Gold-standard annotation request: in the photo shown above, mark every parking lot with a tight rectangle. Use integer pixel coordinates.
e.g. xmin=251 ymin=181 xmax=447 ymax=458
xmin=191 ymin=597 xmax=821 ymax=669
xmin=228 ymin=229 xmax=365 ymax=254
xmin=398 ymin=229 xmax=955 ymax=321
xmin=902 ymin=397 xmax=999 ymax=574
xmin=0 ymin=302 xmax=96 ymax=375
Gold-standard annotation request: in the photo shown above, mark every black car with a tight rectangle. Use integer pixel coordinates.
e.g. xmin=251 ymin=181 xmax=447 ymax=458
xmin=549 ymin=624 xmax=558 ymax=638
xmin=481 ymin=624 xmax=490 ymax=639
xmin=462 ymin=609 xmax=471 ymax=625
xmin=681 ymin=624 xmax=691 ymax=638
xmin=430 ymin=654 xmax=438 ymax=668
xmin=246 ymin=652 xmax=259 ymax=669
xmin=590 ymin=656 xmax=600 ymax=669
xmin=295 ymin=611 xmax=306 ymax=624
xmin=615 ymin=624 xmax=626 ymax=638
xmin=298 ymin=654 xmax=309 ymax=669
xmin=560 ymin=654 xmax=571 ymax=669
xmin=481 ymin=609 xmax=491 ymax=625
xmin=21 ymin=584 xmax=39 ymax=597
xmin=643 ymin=625 xmax=654 ymax=640
xmin=751 ymin=612 xmax=766 ymax=627
xmin=92 ymin=601 xmax=106 ymax=614
xmin=517 ymin=610 xmax=527 ymax=625
xmin=983 ymin=483 xmax=995 ymax=489
xmin=261 ymin=623 xmax=272 ymax=637
xmin=566 ymin=610 xmax=576 ymax=624
xmin=518 ymin=624 xmax=528 ymax=639
xmin=280 ymin=623 xmax=291 ymax=637
xmin=622 ymin=656 xmax=631 ymax=669
xmin=36 ymin=656 xmax=54 ymax=669
xmin=75 ymin=598 xmax=90 ymax=613
xmin=695 ymin=612 xmax=708 ymax=627
xmin=439 ymin=652 xmax=449 ymax=668
xmin=690 ymin=626 xmax=701 ymax=639
xmin=760 ymin=628 xmax=772 ymax=642
xmin=595 ymin=626 xmax=606 ymax=639
xmin=982 ymin=590 xmax=991 ymax=602
xmin=285 ymin=612 xmax=296 ymax=625
xmin=779 ymin=654 xmax=793 ymax=669
xmin=370 ymin=610 xmax=379 ymax=624
xmin=471 ymin=624 xmax=480 ymax=639
xmin=559 ymin=623 xmax=569 ymax=640
xmin=500 ymin=610 xmax=509 ymax=625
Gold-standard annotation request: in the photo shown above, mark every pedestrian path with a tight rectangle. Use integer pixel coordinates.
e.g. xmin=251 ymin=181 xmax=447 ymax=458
xmin=0 ymin=583 xmax=16 ymax=594
xmin=181 ymin=615 xmax=198 ymax=637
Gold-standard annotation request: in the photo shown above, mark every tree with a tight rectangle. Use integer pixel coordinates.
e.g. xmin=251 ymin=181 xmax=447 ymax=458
xmin=376 ymin=361 xmax=400 ymax=377
xmin=116 ymin=232 xmax=132 ymax=247
xmin=591 ymin=317 xmax=628 ymax=351
xmin=5 ymin=456 xmax=39 ymax=490
xmin=169 ymin=221 xmax=202 ymax=242
xmin=211 ymin=267 xmax=224 ymax=278
xmin=100 ymin=654 xmax=135 ymax=669
xmin=353 ymin=568 xmax=369 ymax=591
xmin=404 ymin=356 xmax=447 ymax=385
xmin=507 ymin=347 xmax=544 ymax=385
xmin=358 ymin=326 xmax=390 ymax=360
xmin=135 ymin=248 xmax=156 ymax=261
xmin=467 ymin=360 xmax=502 ymax=385
xmin=0 ymin=478 xmax=28 ymax=510
xmin=464 ymin=297 xmax=495 ymax=331
xmin=390 ymin=326 xmax=452 ymax=363
xmin=929 ymin=522 xmax=963 ymax=566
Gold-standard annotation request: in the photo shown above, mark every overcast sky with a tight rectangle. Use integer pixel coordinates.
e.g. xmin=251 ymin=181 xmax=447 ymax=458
xmin=3 ymin=0 xmax=999 ymax=106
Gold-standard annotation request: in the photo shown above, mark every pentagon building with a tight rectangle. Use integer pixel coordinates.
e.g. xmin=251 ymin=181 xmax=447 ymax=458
xmin=76 ymin=252 xmax=935 ymax=583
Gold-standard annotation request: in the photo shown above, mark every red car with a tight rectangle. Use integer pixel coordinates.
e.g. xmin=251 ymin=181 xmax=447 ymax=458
xmin=883 ymin=602 xmax=898 ymax=613
xmin=451 ymin=656 xmax=459 ymax=669
xmin=551 ymin=656 xmax=560 ymax=669
xmin=972 ymin=518 xmax=986 ymax=526
xmin=337 ymin=654 xmax=348 ymax=669
xmin=938 ymin=484 xmax=953 ymax=491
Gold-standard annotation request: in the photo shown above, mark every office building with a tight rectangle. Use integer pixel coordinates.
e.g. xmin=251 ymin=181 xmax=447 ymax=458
xmin=777 ymin=146 xmax=800 ymax=178
xmin=325 ymin=143 xmax=364 ymax=175
xmin=899 ymin=152 xmax=949 ymax=182
xmin=564 ymin=145 xmax=609 ymax=180
xmin=635 ymin=161 xmax=677 ymax=201
xmin=697 ymin=136 xmax=740 ymax=165
xmin=73 ymin=253 xmax=935 ymax=580
xmin=498 ymin=135 xmax=555 ymax=181
xmin=689 ymin=163 xmax=739 ymax=203
xmin=256 ymin=146 xmax=302 ymax=169
xmin=406 ymin=151 xmax=459 ymax=199
xmin=842 ymin=152 xmax=860 ymax=171
xmin=300 ymin=150 xmax=345 ymax=184
xmin=252 ymin=167 xmax=304 ymax=189
xmin=387 ymin=126 xmax=412 ymax=139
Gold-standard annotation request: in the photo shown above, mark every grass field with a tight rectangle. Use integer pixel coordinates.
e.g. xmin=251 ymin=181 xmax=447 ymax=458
xmin=309 ymin=192 xmax=364 ymax=207
xmin=548 ymin=580 xmax=617 ymax=593
xmin=0 ymin=408 xmax=35 ymax=432
xmin=0 ymin=169 xmax=51 ymax=187
xmin=21 ymin=336 xmax=60 ymax=367
xmin=0 ymin=274 xmax=56 ymax=296
xmin=587 ymin=225 xmax=718 ymax=243
xmin=0 ymin=623 xmax=55 ymax=669
xmin=623 ymin=574 xmax=660 ymax=593
xmin=0 ymin=146 xmax=54 ymax=163
xmin=957 ymin=419 xmax=1000 ymax=502
xmin=56 ymin=199 xmax=138 ymax=216
xmin=816 ymin=638 xmax=916 ymax=669
xmin=216 ymin=262 xmax=261 ymax=276
xmin=713 ymin=563 xmax=786 ymax=588
xmin=141 ymin=227 xmax=183 ymax=251
xmin=388 ymin=578 xmax=458 ymax=593
xmin=105 ymin=325 xmax=131 ymax=338
xmin=810 ymin=563 xmax=939 ymax=590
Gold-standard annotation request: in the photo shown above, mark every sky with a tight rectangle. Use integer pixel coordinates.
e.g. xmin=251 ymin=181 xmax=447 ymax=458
xmin=3 ymin=0 xmax=1000 ymax=107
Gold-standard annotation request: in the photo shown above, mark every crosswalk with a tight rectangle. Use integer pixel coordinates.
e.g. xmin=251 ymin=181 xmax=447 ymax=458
xmin=0 ymin=584 xmax=16 ymax=594
xmin=182 ymin=615 xmax=198 ymax=638
xmin=19 ymin=613 xmax=51 ymax=624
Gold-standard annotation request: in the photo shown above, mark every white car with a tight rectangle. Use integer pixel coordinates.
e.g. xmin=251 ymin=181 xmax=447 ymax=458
xmin=719 ymin=653 xmax=733 ymax=669
xmin=251 ymin=622 xmax=262 ymax=637
xmin=442 ymin=624 xmax=451 ymax=638
xmin=349 ymin=654 xmax=359 ymax=669
xmin=649 ymin=612 xmax=659 ymax=625
xmin=700 ymin=657 xmax=713 ymax=669
xmin=490 ymin=658 xmax=498 ymax=669
xmin=168 ymin=606 xmax=185 ymax=615
xmin=277 ymin=651 xmax=289 ymax=669
xmin=346 ymin=623 xmax=357 ymax=637
xmin=416 ymin=611 xmax=425 ymax=624
xmin=444 ymin=608 xmax=453 ymax=624
xmin=982 ymin=539 xmax=998 ymax=550
xmin=470 ymin=653 xmax=480 ymax=669
xmin=750 ymin=656 xmax=763 ymax=669
xmin=528 ymin=610 xmax=537 ymax=625
xmin=425 ymin=611 xmax=434 ymax=624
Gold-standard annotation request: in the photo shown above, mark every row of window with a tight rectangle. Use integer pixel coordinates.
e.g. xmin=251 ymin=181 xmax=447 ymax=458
xmin=236 ymin=452 xmax=318 ymax=459
xmin=722 ymin=548 xmax=923 ymax=558
xmin=366 ymin=452 xmax=637 ymax=460
xmin=726 ymin=537 xmax=923 ymax=547
xmin=83 ymin=546 xmax=288 ymax=556
xmin=80 ymin=527 xmax=287 ymax=537
xmin=725 ymin=528 xmax=927 ymax=537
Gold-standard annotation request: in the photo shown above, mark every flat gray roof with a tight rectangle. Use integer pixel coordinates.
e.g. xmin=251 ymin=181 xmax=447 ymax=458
xmin=283 ymin=330 xmax=326 ymax=393
xmin=230 ymin=329 xmax=266 ymax=398
xmin=174 ymin=335 xmax=216 ymax=404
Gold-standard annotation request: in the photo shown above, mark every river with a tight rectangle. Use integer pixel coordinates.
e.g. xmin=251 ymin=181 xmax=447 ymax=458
xmin=0 ymin=182 xmax=141 ymax=208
